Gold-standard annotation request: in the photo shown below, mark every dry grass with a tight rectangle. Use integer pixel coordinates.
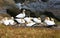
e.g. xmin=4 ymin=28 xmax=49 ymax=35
xmin=0 ymin=24 xmax=60 ymax=38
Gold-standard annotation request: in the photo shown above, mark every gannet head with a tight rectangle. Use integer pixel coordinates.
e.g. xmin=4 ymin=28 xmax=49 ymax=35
xmin=11 ymin=17 xmax=14 ymax=20
xmin=51 ymin=18 xmax=54 ymax=21
xmin=45 ymin=17 xmax=50 ymax=20
xmin=38 ymin=17 xmax=41 ymax=20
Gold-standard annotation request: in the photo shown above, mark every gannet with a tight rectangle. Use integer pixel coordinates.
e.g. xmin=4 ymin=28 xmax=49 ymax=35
xmin=2 ymin=17 xmax=10 ymax=25
xmin=26 ymin=22 xmax=36 ymax=26
xmin=44 ymin=17 xmax=55 ymax=26
xmin=33 ymin=17 xmax=41 ymax=23
xmin=24 ymin=17 xmax=33 ymax=23
xmin=24 ymin=17 xmax=35 ymax=26
xmin=16 ymin=9 xmax=26 ymax=18
xmin=50 ymin=18 xmax=55 ymax=25
xmin=15 ymin=18 xmax=25 ymax=24
xmin=9 ymin=17 xmax=16 ymax=25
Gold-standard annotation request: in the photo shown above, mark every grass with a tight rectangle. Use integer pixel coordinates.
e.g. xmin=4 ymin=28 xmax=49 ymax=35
xmin=0 ymin=24 xmax=60 ymax=38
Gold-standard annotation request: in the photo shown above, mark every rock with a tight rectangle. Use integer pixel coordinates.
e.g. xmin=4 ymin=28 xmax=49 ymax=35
xmin=46 ymin=9 xmax=60 ymax=21
xmin=6 ymin=0 xmax=60 ymax=21
xmin=6 ymin=7 xmax=21 ymax=17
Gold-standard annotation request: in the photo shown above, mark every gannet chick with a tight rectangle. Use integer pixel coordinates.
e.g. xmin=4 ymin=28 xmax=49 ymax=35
xmin=2 ymin=17 xmax=10 ymax=25
xmin=9 ymin=17 xmax=16 ymax=25
xmin=16 ymin=9 xmax=26 ymax=18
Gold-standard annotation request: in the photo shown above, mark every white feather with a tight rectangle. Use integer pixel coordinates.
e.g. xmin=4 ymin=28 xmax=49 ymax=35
xmin=26 ymin=22 xmax=36 ymax=26
xmin=44 ymin=18 xmax=55 ymax=25
xmin=33 ymin=18 xmax=41 ymax=23
xmin=24 ymin=17 xmax=33 ymax=23
xmin=9 ymin=17 xmax=16 ymax=25
xmin=16 ymin=9 xmax=26 ymax=18
xmin=2 ymin=19 xmax=10 ymax=25
xmin=16 ymin=13 xmax=25 ymax=18
xmin=9 ymin=20 xmax=15 ymax=25
xmin=15 ymin=19 xmax=25 ymax=24
xmin=24 ymin=17 xmax=36 ymax=26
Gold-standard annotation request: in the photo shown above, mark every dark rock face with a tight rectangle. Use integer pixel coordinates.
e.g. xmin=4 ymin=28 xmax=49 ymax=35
xmin=46 ymin=9 xmax=60 ymax=21
xmin=6 ymin=7 xmax=21 ymax=17
xmin=7 ymin=0 xmax=60 ymax=20
xmin=14 ymin=0 xmax=25 ymax=3
xmin=23 ymin=0 xmax=60 ymax=20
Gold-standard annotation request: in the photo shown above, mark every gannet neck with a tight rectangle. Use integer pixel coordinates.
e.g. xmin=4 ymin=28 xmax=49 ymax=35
xmin=22 ymin=9 xmax=26 ymax=13
xmin=22 ymin=12 xmax=25 ymax=14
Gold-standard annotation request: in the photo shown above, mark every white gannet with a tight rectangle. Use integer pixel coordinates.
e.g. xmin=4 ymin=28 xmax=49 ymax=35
xmin=24 ymin=17 xmax=33 ymax=23
xmin=16 ymin=9 xmax=26 ymax=18
xmin=15 ymin=18 xmax=25 ymax=24
xmin=33 ymin=17 xmax=41 ymax=23
xmin=44 ymin=17 xmax=55 ymax=26
xmin=44 ymin=17 xmax=50 ymax=23
xmin=26 ymin=22 xmax=36 ymax=26
xmin=24 ymin=17 xmax=35 ymax=26
xmin=9 ymin=17 xmax=16 ymax=25
xmin=50 ymin=18 xmax=55 ymax=25
xmin=2 ymin=17 xmax=10 ymax=25
xmin=50 ymin=18 xmax=55 ymax=22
